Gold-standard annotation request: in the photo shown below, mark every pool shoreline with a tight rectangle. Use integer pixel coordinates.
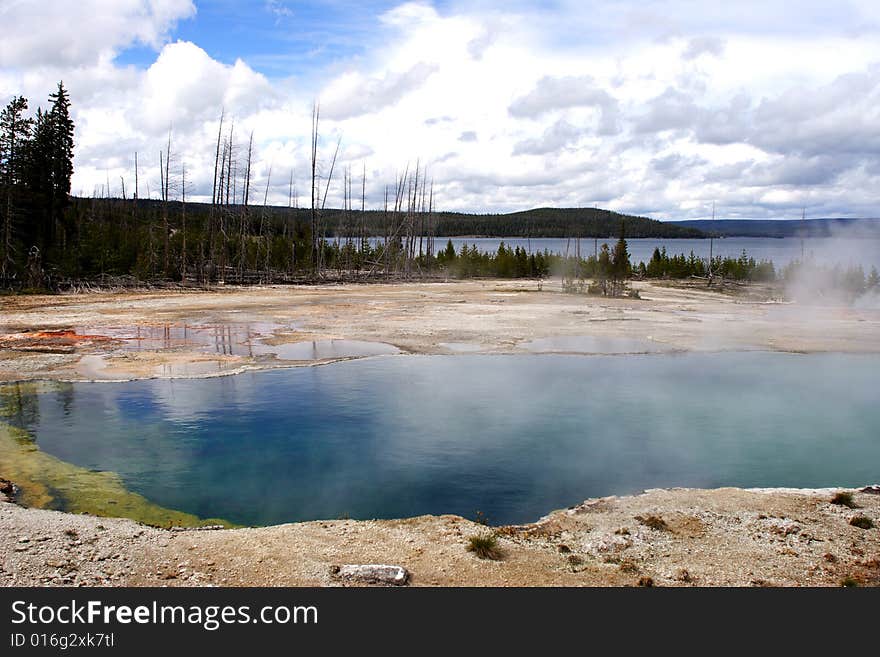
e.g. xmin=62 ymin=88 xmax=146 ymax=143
xmin=2 ymin=480 xmax=877 ymax=587
xmin=2 ymin=280 xmax=879 ymax=586
xmin=2 ymin=279 xmax=879 ymax=385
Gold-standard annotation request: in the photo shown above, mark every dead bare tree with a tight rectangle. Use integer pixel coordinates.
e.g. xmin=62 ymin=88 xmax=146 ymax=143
xmin=261 ymin=163 xmax=272 ymax=279
xmin=238 ymin=131 xmax=254 ymax=281
xmin=310 ymin=103 xmax=319 ymax=273
xmin=360 ymin=162 xmax=367 ymax=268
xmin=286 ymin=168 xmax=296 ymax=273
xmin=317 ymin=133 xmax=342 ymax=275
xmin=159 ymin=128 xmax=173 ymax=276
xmin=181 ymin=162 xmax=187 ymax=282
xmin=208 ymin=110 xmax=224 ymax=281
xmin=211 ymin=109 xmax=225 ymax=206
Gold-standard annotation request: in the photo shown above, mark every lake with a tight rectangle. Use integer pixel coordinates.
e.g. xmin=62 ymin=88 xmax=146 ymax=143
xmin=335 ymin=236 xmax=880 ymax=270
xmin=3 ymin=352 xmax=878 ymax=526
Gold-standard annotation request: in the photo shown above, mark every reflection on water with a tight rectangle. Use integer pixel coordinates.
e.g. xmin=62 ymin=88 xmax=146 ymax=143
xmin=3 ymin=353 xmax=878 ymax=526
xmin=75 ymin=322 xmax=288 ymax=356
xmin=521 ymin=336 xmax=672 ymax=354
xmin=61 ymin=324 xmax=400 ymax=362
xmin=338 ymin=236 xmax=880 ymax=269
xmin=438 ymin=342 xmax=485 ymax=352
xmin=251 ymin=339 xmax=400 ymax=360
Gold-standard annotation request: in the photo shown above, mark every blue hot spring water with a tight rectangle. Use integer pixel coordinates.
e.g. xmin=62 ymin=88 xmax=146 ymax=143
xmin=4 ymin=352 xmax=879 ymax=526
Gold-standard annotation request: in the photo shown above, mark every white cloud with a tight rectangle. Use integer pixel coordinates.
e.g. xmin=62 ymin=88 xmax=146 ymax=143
xmin=321 ymin=62 xmax=440 ymax=120
xmin=512 ymin=120 xmax=583 ymax=156
xmin=0 ymin=0 xmax=195 ymax=68
xmin=509 ymin=76 xmax=620 ymax=133
xmin=4 ymin=0 xmax=880 ymax=219
xmin=682 ymin=36 xmax=725 ymax=60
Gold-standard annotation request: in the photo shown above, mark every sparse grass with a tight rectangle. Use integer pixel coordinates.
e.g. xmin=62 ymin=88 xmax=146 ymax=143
xmin=567 ymin=555 xmax=584 ymax=566
xmin=637 ymin=576 xmax=654 ymax=587
xmin=831 ymin=491 xmax=857 ymax=508
xmin=849 ymin=516 xmax=874 ymax=530
xmin=473 ymin=510 xmax=489 ymax=526
xmin=619 ymin=560 xmax=640 ymax=574
xmin=840 ymin=576 xmax=860 ymax=587
xmin=676 ymin=568 xmax=694 ymax=583
xmin=466 ymin=533 xmax=503 ymax=560
xmin=635 ymin=514 xmax=669 ymax=532
xmin=64 ymin=529 xmax=78 ymax=538
xmin=823 ymin=553 xmax=838 ymax=563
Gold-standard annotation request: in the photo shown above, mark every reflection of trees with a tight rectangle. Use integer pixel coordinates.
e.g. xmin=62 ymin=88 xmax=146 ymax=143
xmin=55 ymin=383 xmax=75 ymax=417
xmin=0 ymin=383 xmax=41 ymax=435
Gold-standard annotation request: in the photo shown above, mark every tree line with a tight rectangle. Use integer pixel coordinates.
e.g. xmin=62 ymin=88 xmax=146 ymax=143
xmin=0 ymin=85 xmax=711 ymax=290
xmin=3 ymin=85 xmax=876 ymax=299
xmin=1 ymin=83 xmax=74 ymax=286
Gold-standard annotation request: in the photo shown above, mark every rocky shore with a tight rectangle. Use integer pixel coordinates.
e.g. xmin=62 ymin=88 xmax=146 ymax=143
xmin=2 ymin=281 xmax=879 ymax=587
xmin=2 ymin=483 xmax=877 ymax=587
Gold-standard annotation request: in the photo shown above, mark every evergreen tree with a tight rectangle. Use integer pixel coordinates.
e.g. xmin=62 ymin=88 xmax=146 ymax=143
xmin=443 ymin=238 xmax=455 ymax=260
xmin=1 ymin=95 xmax=33 ymax=278
xmin=48 ymin=82 xmax=75 ymax=205
xmin=21 ymin=82 xmax=74 ymax=257
xmin=611 ymin=220 xmax=630 ymax=279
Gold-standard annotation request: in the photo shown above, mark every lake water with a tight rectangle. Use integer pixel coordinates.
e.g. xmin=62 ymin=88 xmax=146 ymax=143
xmin=338 ymin=236 xmax=880 ymax=270
xmin=3 ymin=352 xmax=878 ymax=526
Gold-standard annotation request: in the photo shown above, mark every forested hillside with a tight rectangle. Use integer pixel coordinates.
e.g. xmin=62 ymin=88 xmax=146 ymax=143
xmin=2 ymin=84 xmax=700 ymax=289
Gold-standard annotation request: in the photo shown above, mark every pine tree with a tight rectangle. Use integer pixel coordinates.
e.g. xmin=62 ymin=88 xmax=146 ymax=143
xmin=0 ymin=95 xmax=33 ymax=278
xmin=611 ymin=220 xmax=630 ymax=280
xmin=48 ymin=82 xmax=74 ymax=200
xmin=21 ymin=82 xmax=75 ymax=257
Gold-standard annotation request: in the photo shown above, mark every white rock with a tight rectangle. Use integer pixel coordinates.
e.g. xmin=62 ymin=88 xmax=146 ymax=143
xmin=333 ymin=564 xmax=410 ymax=586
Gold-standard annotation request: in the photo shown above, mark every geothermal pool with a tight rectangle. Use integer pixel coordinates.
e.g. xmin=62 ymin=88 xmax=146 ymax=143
xmin=2 ymin=352 xmax=878 ymax=526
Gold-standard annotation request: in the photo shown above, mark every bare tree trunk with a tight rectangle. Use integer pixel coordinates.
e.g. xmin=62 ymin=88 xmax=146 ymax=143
xmin=262 ymin=164 xmax=272 ymax=279
xmin=162 ymin=129 xmax=172 ymax=276
xmin=238 ymin=132 xmax=253 ymax=282
xmin=181 ymin=163 xmax=187 ymax=282
xmin=318 ymin=133 xmax=342 ymax=275
xmin=383 ymin=185 xmax=389 ymax=276
xmin=288 ymin=168 xmax=295 ymax=273
xmin=208 ymin=111 xmax=224 ymax=281
xmin=225 ymin=120 xmax=234 ymax=206
xmin=212 ymin=109 xmax=224 ymax=206
xmin=310 ymin=103 xmax=319 ymax=274
xmin=360 ymin=162 xmax=366 ymax=271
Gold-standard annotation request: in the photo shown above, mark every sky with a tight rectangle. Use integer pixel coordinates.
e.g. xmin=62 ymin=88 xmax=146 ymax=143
xmin=2 ymin=0 xmax=880 ymax=219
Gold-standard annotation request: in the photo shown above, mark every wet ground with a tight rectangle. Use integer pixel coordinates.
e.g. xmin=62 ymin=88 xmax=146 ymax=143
xmin=0 ymin=278 xmax=878 ymax=383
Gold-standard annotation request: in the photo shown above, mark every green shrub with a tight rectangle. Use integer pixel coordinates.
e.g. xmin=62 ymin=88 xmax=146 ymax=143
xmin=849 ymin=516 xmax=874 ymax=530
xmin=466 ymin=533 xmax=503 ymax=560
xmin=831 ymin=491 xmax=857 ymax=508
xmin=636 ymin=515 xmax=669 ymax=531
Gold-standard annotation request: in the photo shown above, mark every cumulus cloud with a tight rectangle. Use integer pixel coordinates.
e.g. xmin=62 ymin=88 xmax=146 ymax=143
xmin=682 ymin=36 xmax=725 ymax=60
xmin=0 ymin=0 xmax=195 ymax=68
xmin=509 ymin=75 xmax=620 ymax=135
xmin=634 ymin=87 xmax=702 ymax=134
xmin=512 ymin=120 xmax=583 ymax=156
xmin=135 ymin=41 xmax=275 ymax=133
xmin=4 ymin=0 xmax=880 ymax=218
xmin=321 ymin=62 xmax=440 ymax=120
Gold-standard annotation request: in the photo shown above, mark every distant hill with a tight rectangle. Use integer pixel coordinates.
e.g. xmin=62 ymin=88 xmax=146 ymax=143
xmin=431 ymin=207 xmax=704 ymax=238
xmin=669 ymin=217 xmax=880 ymax=238
xmin=114 ymin=200 xmax=707 ymax=239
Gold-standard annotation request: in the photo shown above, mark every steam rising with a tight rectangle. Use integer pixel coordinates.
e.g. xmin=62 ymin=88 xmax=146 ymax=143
xmin=782 ymin=222 xmax=880 ymax=308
